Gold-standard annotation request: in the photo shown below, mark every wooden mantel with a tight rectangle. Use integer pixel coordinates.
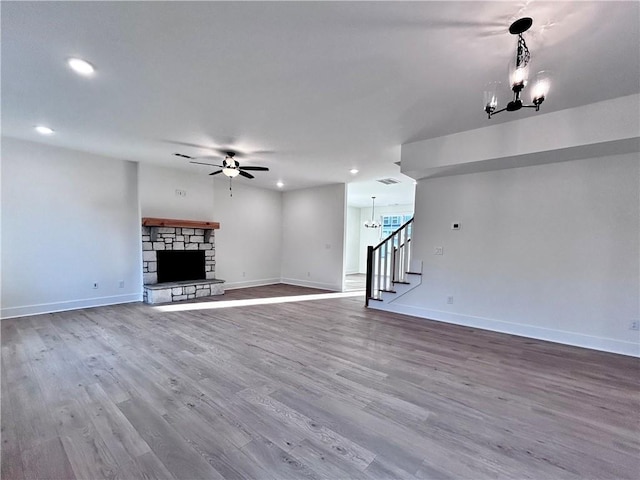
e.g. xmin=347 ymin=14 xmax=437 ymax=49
xmin=142 ymin=217 xmax=220 ymax=242
xmin=142 ymin=217 xmax=220 ymax=230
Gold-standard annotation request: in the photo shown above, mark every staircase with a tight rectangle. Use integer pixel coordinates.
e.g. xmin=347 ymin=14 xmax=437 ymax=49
xmin=366 ymin=218 xmax=422 ymax=307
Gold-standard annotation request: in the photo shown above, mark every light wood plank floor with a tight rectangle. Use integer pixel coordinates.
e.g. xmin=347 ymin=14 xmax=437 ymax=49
xmin=344 ymin=274 xmax=367 ymax=292
xmin=2 ymin=284 xmax=639 ymax=479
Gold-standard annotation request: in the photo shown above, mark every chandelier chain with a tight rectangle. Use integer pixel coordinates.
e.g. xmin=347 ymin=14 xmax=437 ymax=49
xmin=517 ymin=34 xmax=531 ymax=67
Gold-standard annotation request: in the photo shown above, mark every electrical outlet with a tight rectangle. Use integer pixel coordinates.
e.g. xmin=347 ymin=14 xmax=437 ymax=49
xmin=434 ymin=246 xmax=444 ymax=255
xmin=242 ymin=271 xmax=246 ymax=278
xmin=630 ymin=321 xmax=639 ymax=331
xmin=92 ymin=282 xmax=99 ymax=289
xmin=307 ymin=271 xmax=311 ymax=277
xmin=447 ymin=296 xmax=454 ymax=304
xmin=175 ymin=189 xmax=187 ymax=197
xmin=118 ymin=280 xmax=125 ymax=288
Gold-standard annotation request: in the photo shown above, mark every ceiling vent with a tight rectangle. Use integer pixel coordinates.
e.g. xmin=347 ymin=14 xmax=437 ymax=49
xmin=377 ymin=178 xmax=401 ymax=185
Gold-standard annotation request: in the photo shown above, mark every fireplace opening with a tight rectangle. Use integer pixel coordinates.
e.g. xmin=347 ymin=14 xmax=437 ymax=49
xmin=156 ymin=250 xmax=206 ymax=283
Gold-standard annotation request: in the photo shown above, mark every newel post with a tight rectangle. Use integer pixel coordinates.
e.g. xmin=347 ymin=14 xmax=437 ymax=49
xmin=365 ymin=245 xmax=374 ymax=307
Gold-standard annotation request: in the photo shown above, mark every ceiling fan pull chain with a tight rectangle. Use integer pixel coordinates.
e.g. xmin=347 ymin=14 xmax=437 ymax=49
xmin=229 ymin=177 xmax=233 ymax=197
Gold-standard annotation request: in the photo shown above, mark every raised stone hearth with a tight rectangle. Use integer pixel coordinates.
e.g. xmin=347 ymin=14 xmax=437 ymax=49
xmin=141 ymin=218 xmax=224 ymax=304
xmin=143 ymin=279 xmax=225 ymax=304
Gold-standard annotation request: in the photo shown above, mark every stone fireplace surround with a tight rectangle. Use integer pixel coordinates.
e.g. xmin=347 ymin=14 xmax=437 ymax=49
xmin=141 ymin=218 xmax=224 ymax=304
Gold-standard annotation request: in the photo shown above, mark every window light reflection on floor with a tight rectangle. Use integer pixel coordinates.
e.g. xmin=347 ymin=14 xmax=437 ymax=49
xmin=152 ymin=291 xmax=364 ymax=313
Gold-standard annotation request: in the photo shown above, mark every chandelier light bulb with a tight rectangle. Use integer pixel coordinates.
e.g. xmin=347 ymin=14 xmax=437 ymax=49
xmin=531 ymin=71 xmax=550 ymax=104
xmin=483 ymin=82 xmax=500 ymax=112
xmin=509 ymin=61 xmax=529 ymax=90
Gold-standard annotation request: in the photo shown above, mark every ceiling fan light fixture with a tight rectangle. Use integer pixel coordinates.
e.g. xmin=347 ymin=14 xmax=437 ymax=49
xmin=223 ymin=167 xmax=240 ymax=178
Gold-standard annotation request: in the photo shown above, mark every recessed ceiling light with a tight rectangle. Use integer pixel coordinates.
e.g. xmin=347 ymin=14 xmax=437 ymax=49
xmin=350 ymin=168 xmax=359 ymax=174
xmin=67 ymin=57 xmax=95 ymax=76
xmin=34 ymin=125 xmax=54 ymax=135
xmin=276 ymin=181 xmax=284 ymax=188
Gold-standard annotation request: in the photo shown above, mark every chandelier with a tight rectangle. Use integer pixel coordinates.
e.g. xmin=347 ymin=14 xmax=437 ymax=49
xmin=484 ymin=17 xmax=550 ymax=119
xmin=364 ymin=196 xmax=381 ymax=229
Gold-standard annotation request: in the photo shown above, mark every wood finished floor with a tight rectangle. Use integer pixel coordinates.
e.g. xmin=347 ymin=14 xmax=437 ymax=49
xmin=2 ymin=284 xmax=639 ymax=479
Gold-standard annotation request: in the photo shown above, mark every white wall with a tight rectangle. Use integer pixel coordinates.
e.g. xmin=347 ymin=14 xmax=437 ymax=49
xmin=345 ymin=206 xmax=361 ymax=275
xmin=212 ymin=179 xmax=282 ymax=289
xmin=281 ymin=184 xmax=346 ymax=291
xmin=139 ymin=163 xmax=215 ymax=220
xmin=394 ymin=154 xmax=639 ymax=356
xmin=1 ymin=137 xmax=142 ymax=318
xmin=358 ymin=204 xmax=414 ymax=273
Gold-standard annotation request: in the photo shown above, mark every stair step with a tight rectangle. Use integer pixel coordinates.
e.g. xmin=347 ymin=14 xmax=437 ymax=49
xmin=380 ymin=289 xmax=397 ymax=294
xmin=368 ymin=297 xmax=383 ymax=302
xmin=392 ymin=281 xmax=411 ymax=285
xmin=406 ymin=271 xmax=422 ymax=275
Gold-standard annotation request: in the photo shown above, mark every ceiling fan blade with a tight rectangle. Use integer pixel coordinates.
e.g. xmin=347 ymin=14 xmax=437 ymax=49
xmin=174 ymin=153 xmax=195 ymax=159
xmin=190 ymin=161 xmax=224 ymax=168
xmin=248 ymin=150 xmax=276 ymax=155
xmin=209 ymin=170 xmax=223 ymax=176
xmin=238 ymin=170 xmax=255 ymax=179
xmin=240 ymin=166 xmax=269 ymax=171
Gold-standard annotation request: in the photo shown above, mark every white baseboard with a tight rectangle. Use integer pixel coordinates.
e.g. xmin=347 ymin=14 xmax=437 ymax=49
xmin=1 ymin=293 xmax=143 ymax=320
xmin=369 ymin=303 xmax=639 ymax=358
xmin=281 ymin=278 xmax=342 ymax=292
xmin=223 ymin=278 xmax=281 ymax=290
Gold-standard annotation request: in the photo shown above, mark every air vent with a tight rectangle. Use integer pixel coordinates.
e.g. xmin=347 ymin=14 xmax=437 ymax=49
xmin=377 ymin=178 xmax=401 ymax=185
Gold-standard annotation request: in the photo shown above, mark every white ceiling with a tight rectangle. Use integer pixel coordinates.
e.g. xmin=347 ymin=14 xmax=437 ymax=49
xmin=3 ymin=1 xmax=638 ymax=206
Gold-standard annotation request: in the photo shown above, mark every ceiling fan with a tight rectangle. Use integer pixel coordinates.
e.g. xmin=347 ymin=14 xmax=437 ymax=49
xmin=176 ymin=151 xmax=269 ymax=179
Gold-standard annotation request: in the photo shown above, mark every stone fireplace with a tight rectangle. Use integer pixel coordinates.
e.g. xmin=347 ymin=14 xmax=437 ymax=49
xmin=141 ymin=218 xmax=224 ymax=304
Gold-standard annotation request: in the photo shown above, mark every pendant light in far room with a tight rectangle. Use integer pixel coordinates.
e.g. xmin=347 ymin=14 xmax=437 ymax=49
xmin=364 ymin=196 xmax=381 ymax=229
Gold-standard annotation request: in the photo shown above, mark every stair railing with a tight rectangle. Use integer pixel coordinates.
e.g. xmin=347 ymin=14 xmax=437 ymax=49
xmin=366 ymin=218 xmax=413 ymax=306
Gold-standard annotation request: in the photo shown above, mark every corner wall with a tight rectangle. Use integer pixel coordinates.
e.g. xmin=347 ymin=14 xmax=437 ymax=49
xmin=345 ymin=206 xmax=361 ymax=275
xmin=395 ymin=154 xmax=639 ymax=356
xmin=212 ymin=180 xmax=283 ymax=289
xmin=281 ymin=184 xmax=346 ymax=291
xmin=1 ymin=137 xmax=142 ymax=318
